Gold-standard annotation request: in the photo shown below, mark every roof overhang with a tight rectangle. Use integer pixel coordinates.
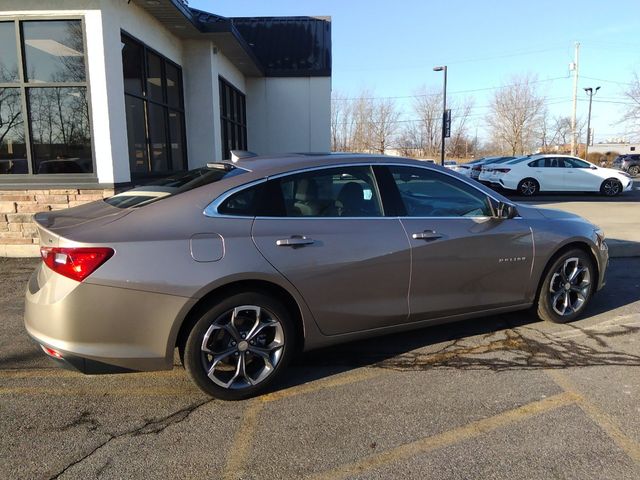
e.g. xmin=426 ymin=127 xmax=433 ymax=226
xmin=130 ymin=0 xmax=264 ymax=76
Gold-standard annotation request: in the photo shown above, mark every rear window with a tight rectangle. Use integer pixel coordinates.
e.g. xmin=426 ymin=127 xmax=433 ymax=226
xmin=105 ymin=164 xmax=247 ymax=208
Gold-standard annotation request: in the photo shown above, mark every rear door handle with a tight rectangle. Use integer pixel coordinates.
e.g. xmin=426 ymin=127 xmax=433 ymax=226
xmin=276 ymin=236 xmax=315 ymax=247
xmin=412 ymin=230 xmax=442 ymax=241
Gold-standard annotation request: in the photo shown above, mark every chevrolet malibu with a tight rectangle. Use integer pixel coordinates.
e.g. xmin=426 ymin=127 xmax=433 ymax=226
xmin=25 ymin=153 xmax=608 ymax=399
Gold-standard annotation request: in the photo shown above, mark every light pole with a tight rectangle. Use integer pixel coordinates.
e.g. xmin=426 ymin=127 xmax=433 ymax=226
xmin=583 ymin=86 xmax=600 ymax=159
xmin=433 ymin=65 xmax=447 ymax=166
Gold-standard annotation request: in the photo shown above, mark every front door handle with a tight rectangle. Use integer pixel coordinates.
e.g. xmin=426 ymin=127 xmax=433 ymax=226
xmin=412 ymin=230 xmax=442 ymax=241
xmin=276 ymin=236 xmax=315 ymax=247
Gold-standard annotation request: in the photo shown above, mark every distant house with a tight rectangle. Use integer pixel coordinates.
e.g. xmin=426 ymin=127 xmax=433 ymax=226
xmin=0 ymin=0 xmax=331 ymax=255
xmin=588 ymin=142 xmax=640 ymax=156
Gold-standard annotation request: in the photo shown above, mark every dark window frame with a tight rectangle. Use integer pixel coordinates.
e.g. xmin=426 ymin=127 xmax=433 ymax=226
xmin=219 ymin=76 xmax=247 ymax=160
xmin=0 ymin=16 xmax=97 ymax=183
xmin=121 ymin=31 xmax=187 ymax=180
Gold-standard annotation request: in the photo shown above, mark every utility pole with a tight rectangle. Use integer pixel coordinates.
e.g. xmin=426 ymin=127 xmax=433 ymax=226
xmin=570 ymin=42 xmax=580 ymax=156
xmin=584 ymin=86 xmax=600 ymax=159
xmin=433 ymin=65 xmax=448 ymax=166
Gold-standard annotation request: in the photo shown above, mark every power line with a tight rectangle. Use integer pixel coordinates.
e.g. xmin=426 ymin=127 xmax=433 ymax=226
xmin=333 ymin=76 xmax=570 ymax=101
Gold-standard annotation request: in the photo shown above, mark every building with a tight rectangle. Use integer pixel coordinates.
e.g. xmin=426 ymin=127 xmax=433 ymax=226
xmin=588 ymin=142 xmax=640 ymax=156
xmin=0 ymin=0 xmax=332 ymax=256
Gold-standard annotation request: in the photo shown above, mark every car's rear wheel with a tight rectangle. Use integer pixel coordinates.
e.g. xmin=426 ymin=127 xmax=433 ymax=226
xmin=183 ymin=292 xmax=295 ymax=400
xmin=536 ymin=249 xmax=594 ymax=324
xmin=518 ymin=178 xmax=539 ymax=196
xmin=627 ymin=165 xmax=639 ymax=177
xmin=600 ymin=178 xmax=622 ymax=196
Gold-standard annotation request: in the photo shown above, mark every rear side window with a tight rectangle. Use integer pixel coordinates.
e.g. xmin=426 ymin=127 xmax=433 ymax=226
xmin=269 ymin=166 xmax=383 ymax=217
xmin=218 ymin=185 xmax=260 ymax=216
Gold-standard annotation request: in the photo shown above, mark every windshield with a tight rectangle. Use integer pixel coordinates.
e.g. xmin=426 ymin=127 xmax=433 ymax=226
xmin=105 ymin=164 xmax=248 ymax=208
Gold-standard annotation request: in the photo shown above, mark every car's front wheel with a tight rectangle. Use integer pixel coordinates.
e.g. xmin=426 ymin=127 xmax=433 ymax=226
xmin=627 ymin=165 xmax=639 ymax=177
xmin=536 ymin=249 xmax=595 ymax=323
xmin=183 ymin=292 xmax=295 ymax=400
xmin=600 ymin=178 xmax=622 ymax=196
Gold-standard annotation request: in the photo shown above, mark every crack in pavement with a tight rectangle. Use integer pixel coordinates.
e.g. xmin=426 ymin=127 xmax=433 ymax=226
xmin=48 ymin=397 xmax=215 ymax=479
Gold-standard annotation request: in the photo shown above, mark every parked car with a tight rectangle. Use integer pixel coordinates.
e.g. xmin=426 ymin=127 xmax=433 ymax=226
xmin=444 ymin=160 xmax=459 ymax=171
xmin=25 ymin=153 xmax=608 ymax=399
xmin=477 ymin=156 xmax=520 ymax=184
xmin=488 ymin=154 xmax=633 ymax=196
xmin=612 ymin=154 xmax=640 ymax=177
xmin=456 ymin=158 xmax=485 ymax=177
xmin=465 ymin=156 xmax=515 ymax=180
xmin=479 ymin=156 xmax=529 ymax=186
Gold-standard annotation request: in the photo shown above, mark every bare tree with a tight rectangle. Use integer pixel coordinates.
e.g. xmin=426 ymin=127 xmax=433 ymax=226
xmin=622 ymin=71 xmax=640 ymax=139
xmin=368 ymin=98 xmax=401 ymax=154
xmin=447 ymin=97 xmax=474 ymax=158
xmin=487 ymin=74 xmax=546 ymax=155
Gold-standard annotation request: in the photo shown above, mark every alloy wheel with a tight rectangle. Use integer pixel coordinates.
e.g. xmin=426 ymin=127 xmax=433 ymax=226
xmin=548 ymin=257 xmax=591 ymax=317
xmin=602 ymin=179 xmax=621 ymax=196
xmin=200 ymin=305 xmax=284 ymax=389
xmin=628 ymin=166 xmax=639 ymax=177
xmin=520 ymin=179 xmax=538 ymax=196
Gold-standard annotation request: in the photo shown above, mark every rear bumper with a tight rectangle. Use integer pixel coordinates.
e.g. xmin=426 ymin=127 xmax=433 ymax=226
xmin=24 ymin=264 xmax=191 ymax=374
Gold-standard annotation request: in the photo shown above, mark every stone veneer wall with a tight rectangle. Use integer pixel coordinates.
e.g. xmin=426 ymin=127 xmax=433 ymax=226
xmin=0 ymin=188 xmax=115 ymax=257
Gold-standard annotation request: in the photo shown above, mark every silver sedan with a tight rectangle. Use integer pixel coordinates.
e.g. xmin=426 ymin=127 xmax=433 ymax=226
xmin=25 ymin=153 xmax=608 ymax=399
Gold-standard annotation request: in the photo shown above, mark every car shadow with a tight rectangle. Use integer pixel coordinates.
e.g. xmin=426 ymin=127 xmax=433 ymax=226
xmin=271 ymin=257 xmax=640 ymax=393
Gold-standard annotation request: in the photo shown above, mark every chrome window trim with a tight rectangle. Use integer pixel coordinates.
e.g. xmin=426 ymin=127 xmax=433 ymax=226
xmin=203 ymin=162 xmax=516 ymax=220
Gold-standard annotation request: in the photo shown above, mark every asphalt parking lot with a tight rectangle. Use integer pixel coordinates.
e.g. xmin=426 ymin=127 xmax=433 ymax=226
xmin=2 ymin=221 xmax=640 ymax=479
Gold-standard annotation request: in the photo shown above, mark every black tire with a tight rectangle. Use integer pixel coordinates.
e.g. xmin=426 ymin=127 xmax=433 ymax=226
xmin=518 ymin=178 xmax=539 ymax=196
xmin=536 ymin=249 xmax=595 ymax=324
xmin=600 ymin=178 xmax=622 ymax=197
xmin=183 ymin=292 xmax=295 ymax=400
xmin=627 ymin=165 xmax=639 ymax=177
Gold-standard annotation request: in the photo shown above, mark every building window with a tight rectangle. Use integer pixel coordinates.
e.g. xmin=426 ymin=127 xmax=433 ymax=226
xmin=0 ymin=19 xmax=93 ymax=176
xmin=121 ymin=33 xmax=186 ymax=178
xmin=219 ymin=77 xmax=247 ymax=160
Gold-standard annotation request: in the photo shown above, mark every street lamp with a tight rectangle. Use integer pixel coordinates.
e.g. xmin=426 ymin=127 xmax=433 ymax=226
xmin=433 ymin=65 xmax=447 ymax=166
xmin=583 ymin=86 xmax=600 ymax=159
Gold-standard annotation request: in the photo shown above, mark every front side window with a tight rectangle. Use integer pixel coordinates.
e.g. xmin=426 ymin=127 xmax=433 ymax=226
xmin=269 ymin=166 xmax=383 ymax=217
xmin=389 ymin=166 xmax=492 ymax=217
xmin=563 ymin=158 xmax=591 ymax=168
xmin=121 ymin=33 xmax=186 ymax=178
xmin=0 ymin=19 xmax=93 ymax=176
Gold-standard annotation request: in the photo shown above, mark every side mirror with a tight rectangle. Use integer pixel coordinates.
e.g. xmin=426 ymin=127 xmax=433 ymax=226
xmin=493 ymin=200 xmax=518 ymax=219
xmin=590 ymin=165 xmax=597 ymax=170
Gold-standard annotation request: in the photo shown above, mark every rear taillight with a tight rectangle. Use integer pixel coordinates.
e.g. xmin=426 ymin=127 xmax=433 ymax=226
xmin=40 ymin=246 xmax=114 ymax=282
xmin=494 ymin=168 xmax=511 ymax=173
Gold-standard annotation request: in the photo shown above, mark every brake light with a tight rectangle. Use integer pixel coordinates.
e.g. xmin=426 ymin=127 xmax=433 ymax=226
xmin=494 ymin=168 xmax=511 ymax=173
xmin=40 ymin=247 xmax=114 ymax=282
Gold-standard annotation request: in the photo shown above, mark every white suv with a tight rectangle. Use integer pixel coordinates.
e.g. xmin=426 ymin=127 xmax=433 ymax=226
xmin=487 ymin=154 xmax=633 ymax=196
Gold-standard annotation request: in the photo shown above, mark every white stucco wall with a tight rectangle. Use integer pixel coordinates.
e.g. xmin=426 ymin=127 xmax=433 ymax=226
xmin=100 ymin=0 xmax=184 ymax=182
xmin=246 ymin=77 xmax=331 ymax=155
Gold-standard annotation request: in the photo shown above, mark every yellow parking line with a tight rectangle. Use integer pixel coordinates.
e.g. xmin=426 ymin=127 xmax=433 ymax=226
xmin=0 ymin=386 xmax=201 ymax=396
xmin=222 ymin=399 xmax=266 ymax=480
xmin=307 ymin=392 xmax=577 ymax=480
xmin=546 ymin=369 xmax=640 ymax=463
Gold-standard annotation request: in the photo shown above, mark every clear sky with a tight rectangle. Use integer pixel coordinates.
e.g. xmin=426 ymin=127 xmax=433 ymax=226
xmin=190 ymin=0 xmax=640 ymax=143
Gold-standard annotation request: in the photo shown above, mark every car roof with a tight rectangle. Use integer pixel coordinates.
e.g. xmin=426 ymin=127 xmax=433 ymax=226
xmin=225 ymin=152 xmax=431 ymax=177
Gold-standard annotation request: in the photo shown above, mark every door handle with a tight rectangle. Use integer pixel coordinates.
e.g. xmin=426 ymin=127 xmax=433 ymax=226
xmin=412 ymin=230 xmax=442 ymax=241
xmin=276 ymin=236 xmax=315 ymax=247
